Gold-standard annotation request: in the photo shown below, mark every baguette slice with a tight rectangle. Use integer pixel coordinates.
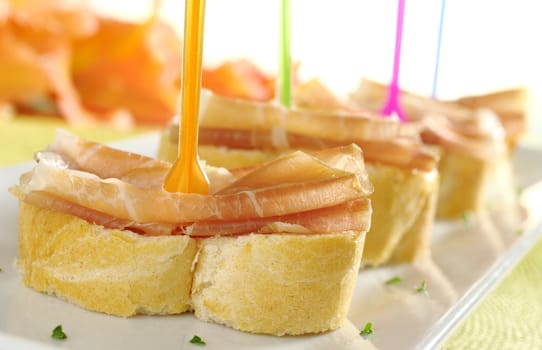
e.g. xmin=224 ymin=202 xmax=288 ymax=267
xmin=159 ymin=90 xmax=439 ymax=266
xmin=362 ymin=163 xmax=438 ymax=265
xmin=349 ymin=78 xmax=511 ymax=219
xmin=290 ymin=81 xmax=438 ymax=264
xmin=165 ymin=143 xmax=438 ymax=267
xmin=15 ymin=198 xmax=196 ymax=317
xmin=192 ymin=231 xmax=364 ymax=335
xmin=455 ymin=87 xmax=528 ymax=151
xmin=11 ymin=130 xmax=371 ymax=335
xmin=15 ymin=199 xmax=365 ymax=334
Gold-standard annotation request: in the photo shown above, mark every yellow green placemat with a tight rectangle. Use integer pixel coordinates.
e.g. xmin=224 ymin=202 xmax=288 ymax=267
xmin=0 ymin=117 xmax=157 ymax=167
xmin=443 ymin=234 xmax=542 ymax=349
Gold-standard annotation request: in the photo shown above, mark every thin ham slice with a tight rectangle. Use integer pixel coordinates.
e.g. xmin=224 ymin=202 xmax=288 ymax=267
xmin=16 ymin=131 xmax=373 ymax=237
xmin=24 ymin=191 xmax=370 ymax=237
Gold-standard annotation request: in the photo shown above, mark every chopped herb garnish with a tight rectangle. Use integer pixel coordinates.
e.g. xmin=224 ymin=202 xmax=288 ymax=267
xmin=51 ymin=325 xmax=67 ymax=340
xmin=415 ymin=280 xmax=428 ymax=295
xmin=189 ymin=335 xmax=206 ymax=346
xmin=385 ymin=276 xmax=402 ymax=285
xmin=0 ymin=267 xmax=3 ymax=272
xmin=359 ymin=322 xmax=373 ymax=339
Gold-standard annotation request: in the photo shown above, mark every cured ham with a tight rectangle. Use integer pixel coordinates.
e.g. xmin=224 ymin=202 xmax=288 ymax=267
xmin=23 ymin=191 xmax=370 ymax=237
xmin=199 ymin=90 xmax=415 ymax=142
xmin=348 ymin=78 xmax=508 ymax=159
xmin=164 ymin=90 xmax=437 ymax=172
xmin=196 ymin=127 xmax=436 ymax=172
xmin=158 ymin=87 xmax=441 ymax=266
xmin=15 ymin=130 xmax=373 ymax=237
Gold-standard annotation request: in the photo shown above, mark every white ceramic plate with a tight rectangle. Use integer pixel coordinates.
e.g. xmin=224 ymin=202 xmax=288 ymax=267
xmin=1 ymin=133 xmax=541 ymax=350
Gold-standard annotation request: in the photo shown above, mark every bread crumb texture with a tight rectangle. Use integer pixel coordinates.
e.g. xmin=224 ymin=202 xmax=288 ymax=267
xmin=17 ymin=203 xmax=366 ymax=335
xmin=191 ymin=232 xmax=365 ymax=335
xmin=362 ymin=164 xmax=438 ymax=266
xmin=18 ymin=202 xmax=196 ymax=317
xmin=436 ymin=151 xmax=490 ymax=219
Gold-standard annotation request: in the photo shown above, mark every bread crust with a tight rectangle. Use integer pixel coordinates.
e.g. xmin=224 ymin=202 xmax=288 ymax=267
xmin=350 ymin=78 xmax=511 ymax=220
xmin=17 ymin=202 xmax=197 ymax=317
xmin=17 ymin=201 xmax=366 ymax=335
xmin=436 ymin=151 xmax=489 ymax=218
xmin=192 ymin=232 xmax=365 ymax=335
xmin=362 ymin=164 xmax=438 ymax=266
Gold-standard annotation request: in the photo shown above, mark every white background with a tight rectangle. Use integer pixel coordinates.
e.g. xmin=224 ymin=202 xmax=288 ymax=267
xmin=91 ymin=0 xmax=541 ymax=143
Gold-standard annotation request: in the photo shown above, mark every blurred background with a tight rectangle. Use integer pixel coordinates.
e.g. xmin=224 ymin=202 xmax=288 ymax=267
xmin=92 ymin=0 xmax=542 ymax=144
xmin=2 ymin=0 xmax=541 ymax=144
xmin=91 ymin=0 xmax=538 ymax=93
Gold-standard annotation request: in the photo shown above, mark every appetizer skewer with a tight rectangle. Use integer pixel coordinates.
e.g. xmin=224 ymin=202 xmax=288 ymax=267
xmin=11 ymin=130 xmax=373 ymax=335
xmin=159 ymin=90 xmax=439 ymax=266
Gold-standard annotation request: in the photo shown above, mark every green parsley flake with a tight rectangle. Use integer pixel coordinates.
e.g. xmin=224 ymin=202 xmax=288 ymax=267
xmin=51 ymin=325 xmax=67 ymax=340
xmin=359 ymin=322 xmax=373 ymax=339
xmin=415 ymin=280 xmax=428 ymax=295
xmin=0 ymin=267 xmax=3 ymax=272
xmin=189 ymin=335 xmax=206 ymax=346
xmin=385 ymin=276 xmax=402 ymax=285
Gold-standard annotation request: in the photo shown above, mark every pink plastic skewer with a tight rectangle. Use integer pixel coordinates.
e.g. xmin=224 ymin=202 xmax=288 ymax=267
xmin=380 ymin=0 xmax=407 ymax=121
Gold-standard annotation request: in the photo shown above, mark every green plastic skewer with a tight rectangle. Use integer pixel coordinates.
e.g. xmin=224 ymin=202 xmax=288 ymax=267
xmin=279 ymin=0 xmax=291 ymax=107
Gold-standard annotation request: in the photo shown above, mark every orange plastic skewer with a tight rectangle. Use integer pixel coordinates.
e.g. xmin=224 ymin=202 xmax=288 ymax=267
xmin=164 ymin=0 xmax=209 ymax=194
